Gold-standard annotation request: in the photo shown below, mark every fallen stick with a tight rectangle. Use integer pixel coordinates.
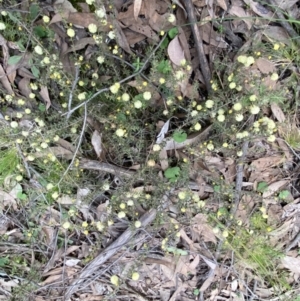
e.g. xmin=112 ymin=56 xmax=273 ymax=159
xmin=64 ymin=209 xmax=157 ymax=299
xmin=184 ymin=0 xmax=211 ymax=92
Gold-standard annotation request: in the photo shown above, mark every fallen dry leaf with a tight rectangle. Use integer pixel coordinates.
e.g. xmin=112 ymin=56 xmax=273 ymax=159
xmin=133 ymin=0 xmax=142 ymax=20
xmin=255 ymin=57 xmax=275 ymax=74
xmin=281 ymin=256 xmax=300 ymax=274
xmin=263 ymin=180 xmax=288 ymax=198
xmin=91 ymin=130 xmax=102 ymax=158
xmin=229 ymin=6 xmax=252 ymax=30
xmin=168 ymin=36 xmax=185 ymax=66
xmin=0 ymin=63 xmax=14 ymax=94
xmin=39 ymin=86 xmax=52 ymax=110
xmin=271 ymin=103 xmax=285 ymax=122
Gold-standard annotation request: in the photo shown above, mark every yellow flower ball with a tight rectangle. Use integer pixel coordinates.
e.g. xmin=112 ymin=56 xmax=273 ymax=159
xmin=132 ymin=272 xmax=140 ymax=281
xmin=46 ymin=183 xmax=54 ymax=190
xmin=237 ymin=55 xmax=247 ymax=64
xmin=250 ymin=105 xmax=260 ymax=115
xmin=222 ymin=230 xmax=229 ymax=238
xmin=178 ymin=191 xmax=186 ymax=200
xmin=143 ymin=91 xmax=151 ymax=100
xmin=134 ymin=221 xmax=141 ymax=228
xmin=233 ymin=102 xmax=242 ymax=111
xmin=52 ymin=191 xmax=59 ymax=199
xmin=16 ymin=175 xmax=23 ymax=181
xmin=115 ymin=128 xmax=125 ymax=137
xmin=122 ymin=93 xmax=130 ymax=101
xmin=110 ymin=275 xmax=119 ymax=286
xmin=229 ymin=82 xmax=236 ymax=89
xmin=167 ymin=14 xmax=176 ymax=23
xmin=10 ymin=121 xmax=18 ymax=128
xmin=43 ymin=15 xmax=50 ymax=23
xmin=205 ymin=100 xmax=214 ymax=108
xmin=217 ymin=114 xmax=225 ymax=122
xmin=134 ymin=100 xmax=142 ymax=108
xmin=147 ymin=159 xmax=156 ymax=167
xmin=207 ymin=143 xmax=214 ymax=151
xmin=194 ymin=122 xmax=201 ymax=130
xmin=118 ymin=211 xmax=126 ymax=218
xmin=78 ymin=92 xmax=86 ymax=100
xmin=62 ymin=221 xmax=71 ymax=229
xmin=67 ymin=28 xmax=75 ymax=37
xmin=110 ymin=83 xmax=120 ymax=94
xmin=152 ymin=144 xmax=161 ymax=151
xmin=235 ymin=114 xmax=244 ymax=121
xmin=237 ymin=150 xmax=243 ymax=157
xmin=270 ymin=73 xmax=279 ymax=81
xmin=267 ymin=135 xmax=276 ymax=142
xmin=34 ymin=45 xmax=43 ymax=55
xmin=108 ymin=30 xmax=115 ymax=39
xmin=88 ymin=23 xmax=97 ymax=33
xmin=245 ymin=56 xmax=255 ymax=67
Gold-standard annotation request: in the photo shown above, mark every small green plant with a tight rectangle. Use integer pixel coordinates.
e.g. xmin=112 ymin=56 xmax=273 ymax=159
xmin=164 ymin=166 xmax=181 ymax=182
xmin=172 ymin=130 xmax=187 ymax=143
xmin=257 ymin=181 xmax=268 ymax=193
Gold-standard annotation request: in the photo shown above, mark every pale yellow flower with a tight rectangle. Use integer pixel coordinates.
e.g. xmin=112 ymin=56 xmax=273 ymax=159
xmin=152 ymin=144 xmax=161 ymax=151
xmin=217 ymin=114 xmax=225 ymax=122
xmin=78 ymin=92 xmax=86 ymax=100
xmin=229 ymin=82 xmax=236 ymax=89
xmin=62 ymin=221 xmax=71 ymax=229
xmin=118 ymin=211 xmax=126 ymax=218
xmin=235 ymin=114 xmax=244 ymax=121
xmin=237 ymin=55 xmax=247 ymax=64
xmin=245 ymin=56 xmax=255 ymax=67
xmin=143 ymin=91 xmax=151 ymax=100
xmin=43 ymin=57 xmax=50 ymax=64
xmin=110 ymin=83 xmax=120 ymax=94
xmin=0 ymin=22 xmax=6 ymax=30
xmin=134 ymin=100 xmax=142 ymax=108
xmin=168 ymin=14 xmax=176 ymax=23
xmin=147 ymin=159 xmax=156 ymax=167
xmin=95 ymin=8 xmax=106 ymax=18
xmin=67 ymin=28 xmax=75 ymax=37
xmin=270 ymin=73 xmax=279 ymax=81
xmin=108 ymin=30 xmax=115 ymax=39
xmin=194 ymin=122 xmax=201 ymax=131
xmin=34 ymin=45 xmax=43 ymax=55
xmin=250 ymin=105 xmax=260 ymax=114
xmin=88 ymin=24 xmax=97 ymax=33
xmin=10 ymin=121 xmax=18 ymax=128
xmin=43 ymin=15 xmax=50 ymax=23
xmin=233 ymin=102 xmax=242 ymax=111
xmin=267 ymin=135 xmax=276 ymax=142
xmin=207 ymin=143 xmax=214 ymax=151
xmin=237 ymin=151 xmax=243 ymax=157
xmin=97 ymin=56 xmax=105 ymax=64
xmin=205 ymin=100 xmax=214 ymax=108
xmin=132 ymin=272 xmax=140 ymax=280
xmin=122 ymin=93 xmax=130 ymax=101
xmin=116 ymin=128 xmax=125 ymax=137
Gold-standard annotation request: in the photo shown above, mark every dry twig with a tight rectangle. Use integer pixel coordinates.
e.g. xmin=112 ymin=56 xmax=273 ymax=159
xmin=184 ymin=0 xmax=211 ymax=92
xmin=64 ymin=209 xmax=157 ymax=299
